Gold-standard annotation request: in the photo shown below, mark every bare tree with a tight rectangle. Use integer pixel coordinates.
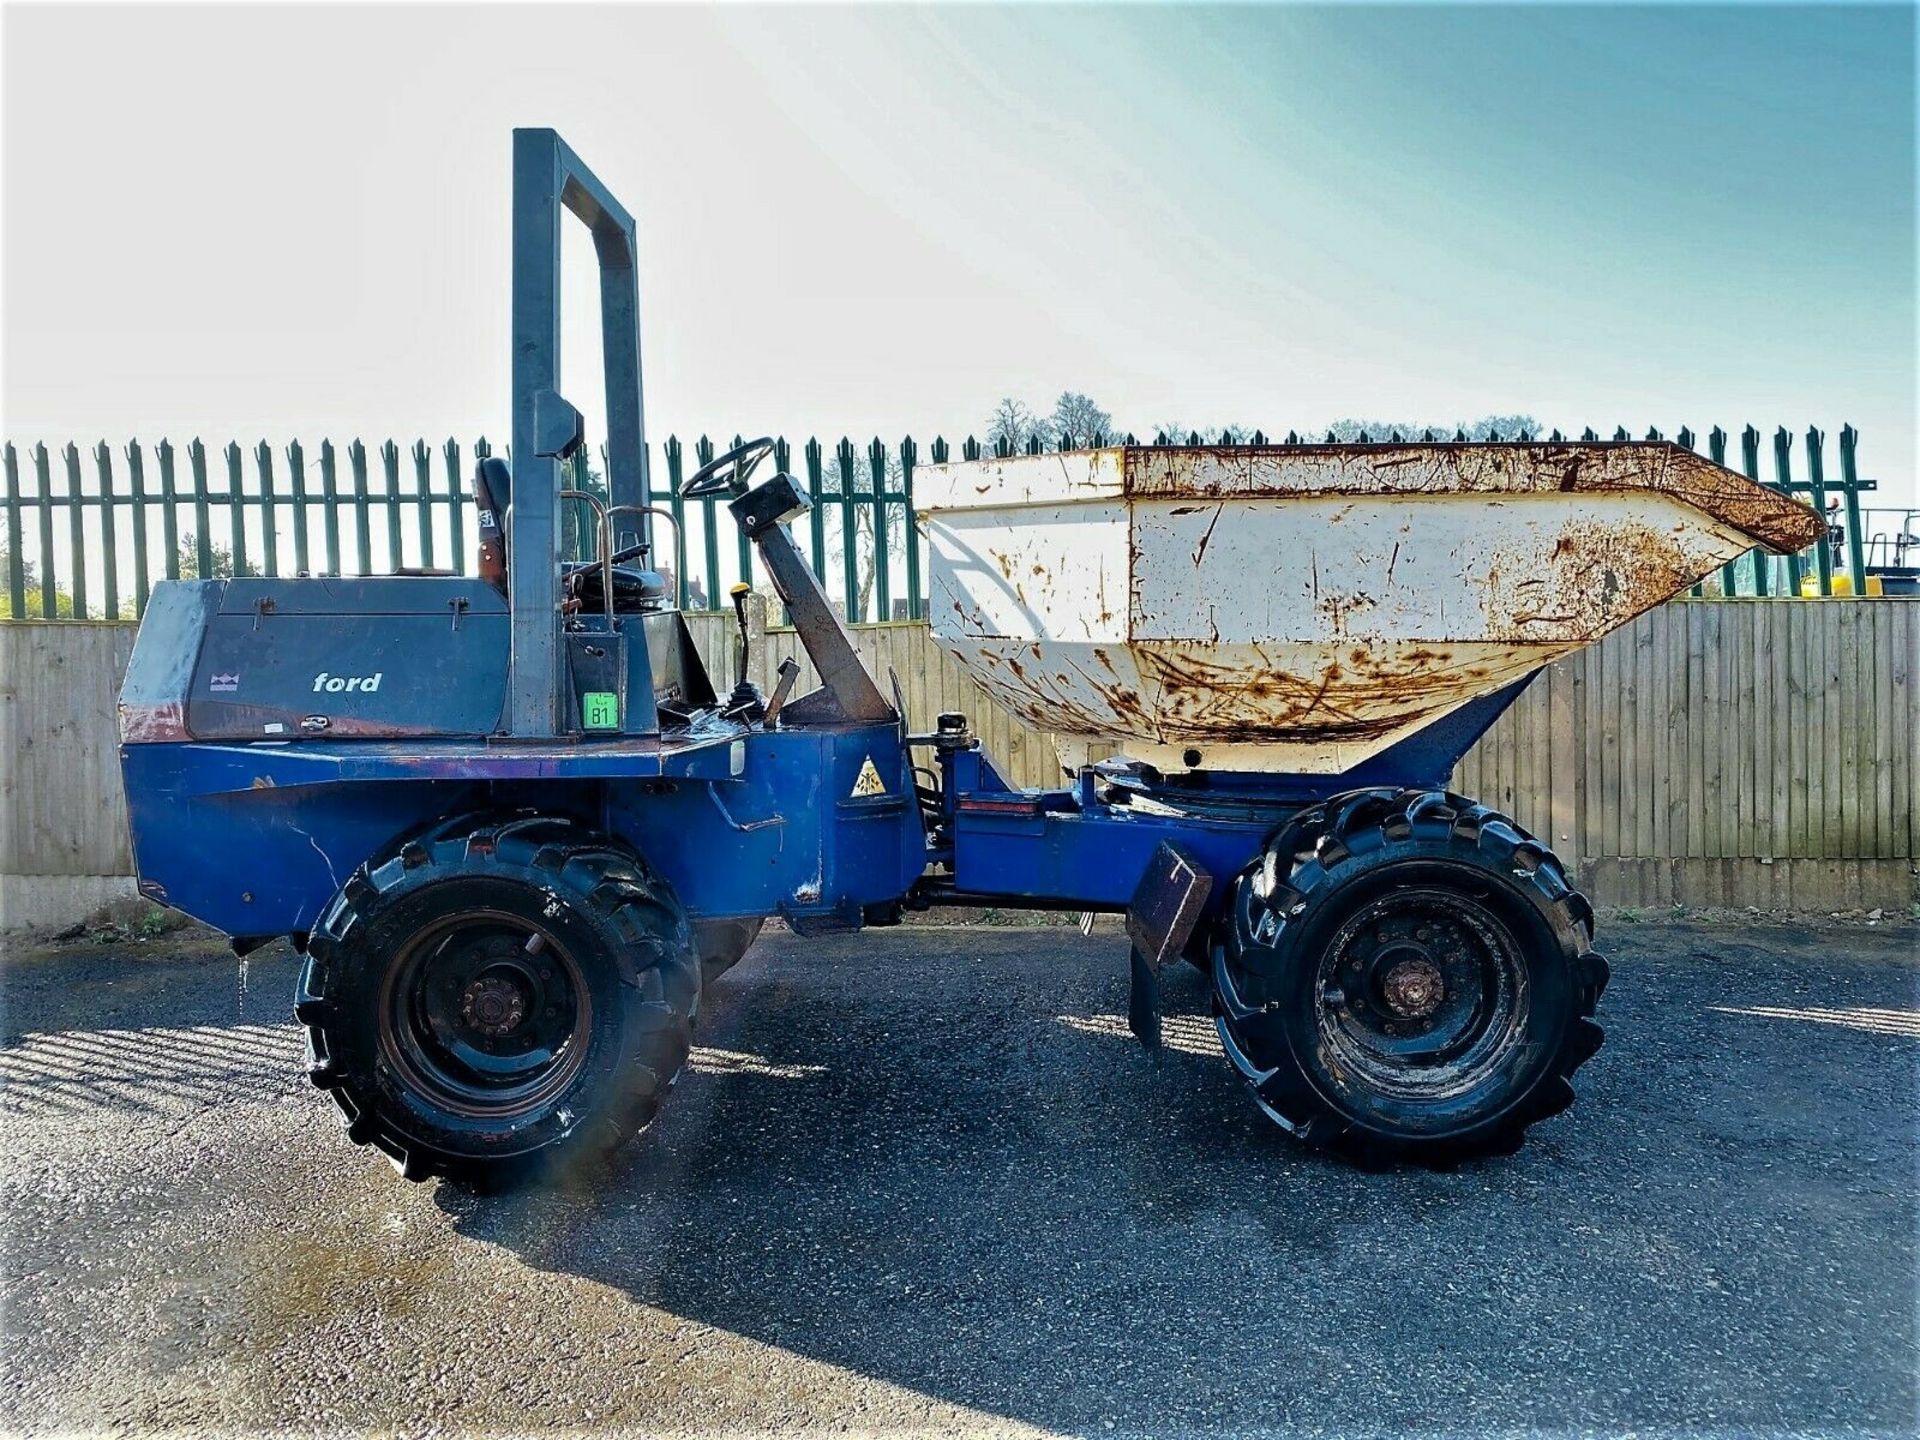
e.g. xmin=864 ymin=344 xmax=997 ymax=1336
xmin=1049 ymin=392 xmax=1112 ymax=447
xmin=1139 ymin=414 xmax=1547 ymax=446
xmin=1151 ymin=423 xmax=1255 ymax=445
xmin=1324 ymin=419 xmax=1395 ymax=441
xmin=855 ymin=448 xmax=910 ymax=620
xmin=985 ymin=392 xmax=1118 ymax=452
xmin=985 ymin=397 xmax=1044 ymax=455
xmin=1324 ymin=414 xmax=1543 ymax=442
xmin=817 ymin=445 xmax=912 ymax=622
xmin=1460 ymin=414 xmax=1542 ymax=441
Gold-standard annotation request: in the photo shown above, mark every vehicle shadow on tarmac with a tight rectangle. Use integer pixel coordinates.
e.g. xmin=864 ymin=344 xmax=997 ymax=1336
xmin=432 ymin=925 xmax=1919 ymax=1436
xmin=0 ymin=944 xmax=300 ymax=1123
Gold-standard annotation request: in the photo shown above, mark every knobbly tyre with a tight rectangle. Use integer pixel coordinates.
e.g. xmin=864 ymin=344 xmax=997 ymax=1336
xmin=115 ymin=131 xmax=1824 ymax=1185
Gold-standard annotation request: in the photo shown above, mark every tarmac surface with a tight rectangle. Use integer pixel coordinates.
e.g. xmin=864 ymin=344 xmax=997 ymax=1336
xmin=1 ymin=916 xmax=1915 ymax=1437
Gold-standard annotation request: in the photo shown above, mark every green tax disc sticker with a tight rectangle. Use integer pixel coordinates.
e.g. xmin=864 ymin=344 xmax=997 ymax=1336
xmin=582 ymin=691 xmax=620 ymax=731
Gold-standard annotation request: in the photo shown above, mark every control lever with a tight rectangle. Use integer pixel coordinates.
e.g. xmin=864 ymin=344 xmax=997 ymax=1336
xmin=723 ymin=583 xmax=766 ymax=723
xmin=763 ymin=657 xmax=801 ymax=726
xmin=723 ymin=473 xmax=894 ymax=723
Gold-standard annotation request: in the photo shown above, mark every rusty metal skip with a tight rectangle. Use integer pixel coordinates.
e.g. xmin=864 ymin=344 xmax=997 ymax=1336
xmin=918 ymin=442 xmax=1819 ymax=775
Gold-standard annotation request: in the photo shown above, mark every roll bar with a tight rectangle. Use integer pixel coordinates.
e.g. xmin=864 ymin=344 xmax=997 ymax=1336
xmin=507 ymin=128 xmax=651 ymax=736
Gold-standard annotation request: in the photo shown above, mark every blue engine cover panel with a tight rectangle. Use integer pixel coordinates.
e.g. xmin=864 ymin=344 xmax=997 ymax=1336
xmin=188 ymin=577 xmax=510 ymax=740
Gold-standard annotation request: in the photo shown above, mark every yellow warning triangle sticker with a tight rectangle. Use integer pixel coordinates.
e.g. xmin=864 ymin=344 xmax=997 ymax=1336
xmin=851 ymin=755 xmax=887 ymax=798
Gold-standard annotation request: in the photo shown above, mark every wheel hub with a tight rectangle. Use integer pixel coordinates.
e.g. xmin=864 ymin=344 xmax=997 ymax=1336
xmin=460 ymin=973 xmax=530 ymax=1036
xmin=1379 ymin=951 xmax=1445 ymax=1019
xmin=379 ymin=911 xmax=590 ymax=1119
xmin=1311 ymin=886 xmax=1528 ymax=1099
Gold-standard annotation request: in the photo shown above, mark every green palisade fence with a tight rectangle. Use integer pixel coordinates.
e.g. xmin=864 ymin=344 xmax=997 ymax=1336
xmin=0 ymin=426 xmax=1895 ymax=621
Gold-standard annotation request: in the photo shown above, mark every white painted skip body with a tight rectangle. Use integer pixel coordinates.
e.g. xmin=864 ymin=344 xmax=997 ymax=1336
xmin=915 ymin=444 xmax=1822 ymax=775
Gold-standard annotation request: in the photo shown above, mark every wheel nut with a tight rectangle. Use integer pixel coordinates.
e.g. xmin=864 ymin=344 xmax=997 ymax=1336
xmin=461 ymin=974 xmax=529 ymax=1036
xmin=1381 ymin=957 xmax=1445 ymax=1019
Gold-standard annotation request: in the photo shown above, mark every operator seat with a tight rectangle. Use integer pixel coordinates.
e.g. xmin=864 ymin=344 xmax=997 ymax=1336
xmin=474 ymin=456 xmax=512 ymax=591
xmin=568 ymin=562 xmax=670 ymax=613
xmin=473 ymin=454 xmax=667 ymax=612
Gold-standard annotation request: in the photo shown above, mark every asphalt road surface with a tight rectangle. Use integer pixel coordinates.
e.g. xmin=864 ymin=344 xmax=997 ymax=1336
xmin=2 ymin=917 xmax=1915 ymax=1437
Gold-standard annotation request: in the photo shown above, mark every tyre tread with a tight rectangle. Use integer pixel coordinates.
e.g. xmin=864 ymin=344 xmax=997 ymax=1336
xmin=296 ymin=812 xmax=697 ymax=1186
xmin=1217 ymin=786 xmax=1606 ymax=1166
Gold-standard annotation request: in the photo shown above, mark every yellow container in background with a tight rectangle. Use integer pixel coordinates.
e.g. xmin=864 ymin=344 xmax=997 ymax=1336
xmin=1799 ymin=573 xmax=1883 ymax=597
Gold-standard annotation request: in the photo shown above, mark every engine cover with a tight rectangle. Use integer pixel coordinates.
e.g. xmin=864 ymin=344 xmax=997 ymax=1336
xmin=181 ymin=577 xmax=509 ymax=740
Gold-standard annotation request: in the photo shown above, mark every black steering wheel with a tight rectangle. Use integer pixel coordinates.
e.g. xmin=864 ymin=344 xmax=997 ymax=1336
xmin=682 ymin=436 xmax=777 ymax=499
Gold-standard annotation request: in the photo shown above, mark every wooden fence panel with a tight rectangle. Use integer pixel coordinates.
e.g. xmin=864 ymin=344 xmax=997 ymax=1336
xmin=0 ymin=623 xmax=138 ymax=879
xmin=1892 ymin=600 xmax=1915 ymax=860
xmin=2 ymin=600 xmax=1914 ymax=927
xmin=700 ymin=600 xmax=1917 ymax=881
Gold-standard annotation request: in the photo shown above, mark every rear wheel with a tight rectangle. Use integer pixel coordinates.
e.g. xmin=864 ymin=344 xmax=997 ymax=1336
xmin=296 ymin=815 xmax=698 ymax=1186
xmin=1214 ymin=788 xmax=1607 ymax=1165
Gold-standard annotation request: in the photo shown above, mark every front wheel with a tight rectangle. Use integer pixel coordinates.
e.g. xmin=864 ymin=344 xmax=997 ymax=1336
xmin=296 ymin=815 xmax=699 ymax=1186
xmin=1214 ymin=788 xmax=1608 ymax=1165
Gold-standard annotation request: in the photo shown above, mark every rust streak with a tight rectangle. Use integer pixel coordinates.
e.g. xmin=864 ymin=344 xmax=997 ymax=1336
xmin=1191 ymin=503 xmax=1226 ymax=569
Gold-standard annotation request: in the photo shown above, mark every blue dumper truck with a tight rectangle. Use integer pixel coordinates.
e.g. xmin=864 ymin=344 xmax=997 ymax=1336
xmin=116 ymin=132 xmax=1823 ymax=1185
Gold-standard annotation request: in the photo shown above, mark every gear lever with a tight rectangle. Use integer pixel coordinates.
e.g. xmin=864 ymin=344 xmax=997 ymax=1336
xmin=724 ymin=583 xmax=766 ymax=723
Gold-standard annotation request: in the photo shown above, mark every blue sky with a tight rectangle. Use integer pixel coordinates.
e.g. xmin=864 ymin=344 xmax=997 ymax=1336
xmin=6 ymin=4 xmax=1915 ymax=501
